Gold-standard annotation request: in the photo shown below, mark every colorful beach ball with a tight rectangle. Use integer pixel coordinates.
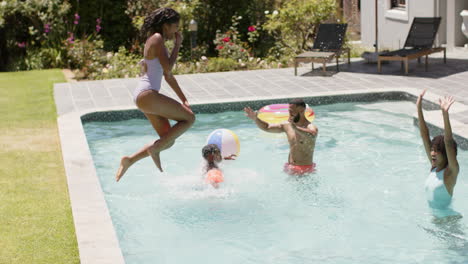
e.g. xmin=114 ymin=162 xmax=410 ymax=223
xmin=206 ymin=129 xmax=240 ymax=158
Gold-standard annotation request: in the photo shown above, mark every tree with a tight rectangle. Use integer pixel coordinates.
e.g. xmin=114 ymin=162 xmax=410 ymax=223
xmin=263 ymin=0 xmax=337 ymax=56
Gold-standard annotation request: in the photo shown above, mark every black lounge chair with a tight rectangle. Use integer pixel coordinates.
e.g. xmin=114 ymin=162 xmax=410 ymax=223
xmin=294 ymin=23 xmax=350 ymax=76
xmin=378 ymin=17 xmax=446 ymax=75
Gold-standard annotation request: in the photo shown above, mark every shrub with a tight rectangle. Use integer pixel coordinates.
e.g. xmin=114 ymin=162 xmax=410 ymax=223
xmin=70 ymin=0 xmax=135 ymax=51
xmin=67 ymin=37 xmax=107 ymax=79
xmin=205 ymin=57 xmax=238 ymax=72
xmin=263 ymin=0 xmax=337 ymax=56
xmin=213 ymin=15 xmax=250 ymax=61
xmin=0 ymin=0 xmax=72 ymax=70
xmin=95 ymin=46 xmax=141 ymax=80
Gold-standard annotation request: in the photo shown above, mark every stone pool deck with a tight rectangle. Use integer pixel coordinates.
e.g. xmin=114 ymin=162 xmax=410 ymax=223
xmin=54 ymin=50 xmax=468 ymax=264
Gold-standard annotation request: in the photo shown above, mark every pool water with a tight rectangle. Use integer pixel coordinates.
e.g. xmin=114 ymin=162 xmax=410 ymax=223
xmin=84 ymin=101 xmax=468 ymax=264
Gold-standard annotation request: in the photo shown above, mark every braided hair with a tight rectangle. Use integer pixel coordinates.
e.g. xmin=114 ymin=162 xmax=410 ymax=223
xmin=140 ymin=7 xmax=180 ymax=39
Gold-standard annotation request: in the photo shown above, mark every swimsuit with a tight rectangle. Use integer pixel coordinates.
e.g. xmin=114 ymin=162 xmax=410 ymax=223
xmin=283 ymin=163 xmax=316 ymax=176
xmin=133 ymin=58 xmax=163 ymax=102
xmin=424 ymin=167 xmax=461 ymax=218
xmin=424 ymin=168 xmax=451 ymax=209
xmin=205 ymin=169 xmax=224 ymax=184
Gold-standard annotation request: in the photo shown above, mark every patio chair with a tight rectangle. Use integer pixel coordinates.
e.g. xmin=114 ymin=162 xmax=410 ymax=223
xmin=378 ymin=17 xmax=446 ymax=75
xmin=294 ymin=23 xmax=350 ymax=76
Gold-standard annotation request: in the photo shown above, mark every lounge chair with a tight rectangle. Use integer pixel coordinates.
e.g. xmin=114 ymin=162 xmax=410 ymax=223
xmin=378 ymin=17 xmax=446 ymax=75
xmin=294 ymin=23 xmax=350 ymax=76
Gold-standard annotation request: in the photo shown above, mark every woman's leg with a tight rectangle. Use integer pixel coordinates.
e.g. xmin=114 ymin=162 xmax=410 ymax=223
xmin=116 ymin=114 xmax=173 ymax=181
xmin=137 ymin=90 xmax=195 ymax=172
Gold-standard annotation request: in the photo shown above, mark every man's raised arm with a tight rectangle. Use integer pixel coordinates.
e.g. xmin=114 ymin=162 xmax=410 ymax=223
xmin=244 ymin=107 xmax=284 ymax=133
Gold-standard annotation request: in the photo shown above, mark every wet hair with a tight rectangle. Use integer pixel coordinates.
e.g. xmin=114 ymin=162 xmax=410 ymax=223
xmin=202 ymin=144 xmax=221 ymax=171
xmin=289 ymin=98 xmax=306 ymax=108
xmin=140 ymin=7 xmax=180 ymax=39
xmin=431 ymin=135 xmax=458 ymax=167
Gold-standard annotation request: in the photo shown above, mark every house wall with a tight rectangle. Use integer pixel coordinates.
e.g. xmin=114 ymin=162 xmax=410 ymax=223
xmin=447 ymin=0 xmax=468 ymax=48
xmin=361 ymin=0 xmax=452 ymax=50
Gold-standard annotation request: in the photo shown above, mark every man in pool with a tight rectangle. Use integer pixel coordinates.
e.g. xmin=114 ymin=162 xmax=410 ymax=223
xmin=244 ymin=98 xmax=318 ymax=175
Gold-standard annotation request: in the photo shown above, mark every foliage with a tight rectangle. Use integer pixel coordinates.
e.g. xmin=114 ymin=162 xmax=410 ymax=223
xmin=185 ymin=0 xmax=276 ymax=56
xmin=70 ymin=0 xmax=135 ymax=51
xmin=179 ymin=44 xmax=209 ymax=62
xmin=170 ymin=55 xmax=288 ymax=75
xmin=213 ymin=16 xmax=250 ymax=61
xmin=68 ymin=42 xmax=141 ymax=80
xmin=9 ymin=47 xmax=66 ymax=71
xmin=0 ymin=0 xmax=135 ymax=70
xmin=205 ymin=57 xmax=239 ymax=72
xmin=0 ymin=0 xmax=348 ymax=77
xmin=67 ymin=37 xmax=107 ymax=79
xmin=263 ymin=0 xmax=337 ymax=55
xmin=0 ymin=0 xmax=72 ymax=70
xmin=93 ymin=46 xmax=141 ymax=80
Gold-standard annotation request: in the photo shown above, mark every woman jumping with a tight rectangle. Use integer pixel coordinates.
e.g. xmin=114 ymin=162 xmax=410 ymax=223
xmin=116 ymin=7 xmax=195 ymax=182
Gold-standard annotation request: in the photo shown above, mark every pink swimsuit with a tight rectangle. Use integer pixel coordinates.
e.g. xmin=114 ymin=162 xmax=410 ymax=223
xmin=133 ymin=58 xmax=163 ymax=102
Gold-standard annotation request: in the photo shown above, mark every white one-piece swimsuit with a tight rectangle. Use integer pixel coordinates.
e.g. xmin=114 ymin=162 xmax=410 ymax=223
xmin=425 ymin=168 xmax=452 ymax=209
xmin=133 ymin=58 xmax=163 ymax=103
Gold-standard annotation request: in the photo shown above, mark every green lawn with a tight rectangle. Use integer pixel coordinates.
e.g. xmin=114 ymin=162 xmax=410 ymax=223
xmin=0 ymin=70 xmax=79 ymax=263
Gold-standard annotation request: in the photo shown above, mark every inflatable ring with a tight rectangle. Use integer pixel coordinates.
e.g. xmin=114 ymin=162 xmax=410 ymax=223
xmin=257 ymin=103 xmax=315 ymax=124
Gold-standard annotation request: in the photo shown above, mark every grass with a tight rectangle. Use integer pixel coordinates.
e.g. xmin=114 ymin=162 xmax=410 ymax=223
xmin=0 ymin=70 xmax=79 ymax=263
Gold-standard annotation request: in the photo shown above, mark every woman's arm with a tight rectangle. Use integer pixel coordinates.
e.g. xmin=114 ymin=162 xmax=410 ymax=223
xmin=439 ymin=96 xmax=459 ymax=175
xmin=416 ymin=89 xmax=432 ymax=163
xmin=167 ymin=32 xmax=182 ymax=70
xmin=153 ymin=33 xmax=190 ymax=107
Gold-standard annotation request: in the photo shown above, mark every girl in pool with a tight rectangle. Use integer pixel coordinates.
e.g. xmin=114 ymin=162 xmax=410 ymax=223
xmin=417 ymin=89 xmax=460 ymax=217
xmin=116 ymin=7 xmax=195 ymax=181
xmin=202 ymin=144 xmax=224 ymax=188
xmin=201 ymin=144 xmax=237 ymax=188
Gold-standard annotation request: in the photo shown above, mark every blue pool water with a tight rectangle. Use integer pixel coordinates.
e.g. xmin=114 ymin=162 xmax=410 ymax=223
xmin=84 ymin=101 xmax=468 ymax=264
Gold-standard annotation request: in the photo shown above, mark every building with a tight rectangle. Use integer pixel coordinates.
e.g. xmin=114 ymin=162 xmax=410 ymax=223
xmin=360 ymin=0 xmax=468 ymax=50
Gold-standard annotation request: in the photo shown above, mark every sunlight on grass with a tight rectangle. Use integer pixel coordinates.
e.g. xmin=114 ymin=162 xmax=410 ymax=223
xmin=0 ymin=70 xmax=79 ymax=264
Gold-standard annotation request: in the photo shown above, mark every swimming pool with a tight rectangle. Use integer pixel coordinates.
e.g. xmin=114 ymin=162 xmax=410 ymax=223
xmin=84 ymin=101 xmax=468 ymax=264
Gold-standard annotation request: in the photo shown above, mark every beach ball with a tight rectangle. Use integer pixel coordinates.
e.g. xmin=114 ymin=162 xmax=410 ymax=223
xmin=206 ymin=129 xmax=240 ymax=158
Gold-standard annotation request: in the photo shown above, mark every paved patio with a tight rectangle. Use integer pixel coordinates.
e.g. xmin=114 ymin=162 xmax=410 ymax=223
xmin=55 ymin=50 xmax=468 ymax=123
xmin=53 ymin=50 xmax=468 ymax=264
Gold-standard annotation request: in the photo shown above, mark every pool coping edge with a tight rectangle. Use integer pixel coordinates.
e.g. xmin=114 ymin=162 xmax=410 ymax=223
xmin=57 ymin=87 xmax=468 ymax=264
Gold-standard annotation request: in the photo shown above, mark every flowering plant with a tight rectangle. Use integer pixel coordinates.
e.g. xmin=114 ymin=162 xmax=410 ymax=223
xmin=247 ymin=25 xmax=260 ymax=44
xmin=213 ymin=15 xmax=249 ymax=61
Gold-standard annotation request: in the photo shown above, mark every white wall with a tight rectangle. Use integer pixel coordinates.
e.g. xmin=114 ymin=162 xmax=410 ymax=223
xmin=361 ymin=0 xmax=446 ymax=50
xmin=447 ymin=0 xmax=468 ymax=48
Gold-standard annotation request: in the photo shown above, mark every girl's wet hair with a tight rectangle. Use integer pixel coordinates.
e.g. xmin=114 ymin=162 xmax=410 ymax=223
xmin=202 ymin=144 xmax=220 ymax=159
xmin=140 ymin=7 xmax=180 ymax=39
xmin=202 ymin=144 xmax=220 ymax=171
xmin=431 ymin=135 xmax=458 ymax=159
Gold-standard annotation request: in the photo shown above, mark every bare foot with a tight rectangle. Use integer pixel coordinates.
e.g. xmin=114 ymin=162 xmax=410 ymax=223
xmin=148 ymin=141 xmax=163 ymax=172
xmin=116 ymin=156 xmax=132 ymax=182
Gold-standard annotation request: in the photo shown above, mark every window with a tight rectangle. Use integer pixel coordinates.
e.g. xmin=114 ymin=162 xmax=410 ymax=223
xmin=386 ymin=0 xmax=408 ymax=21
xmin=391 ymin=0 xmax=406 ymax=9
